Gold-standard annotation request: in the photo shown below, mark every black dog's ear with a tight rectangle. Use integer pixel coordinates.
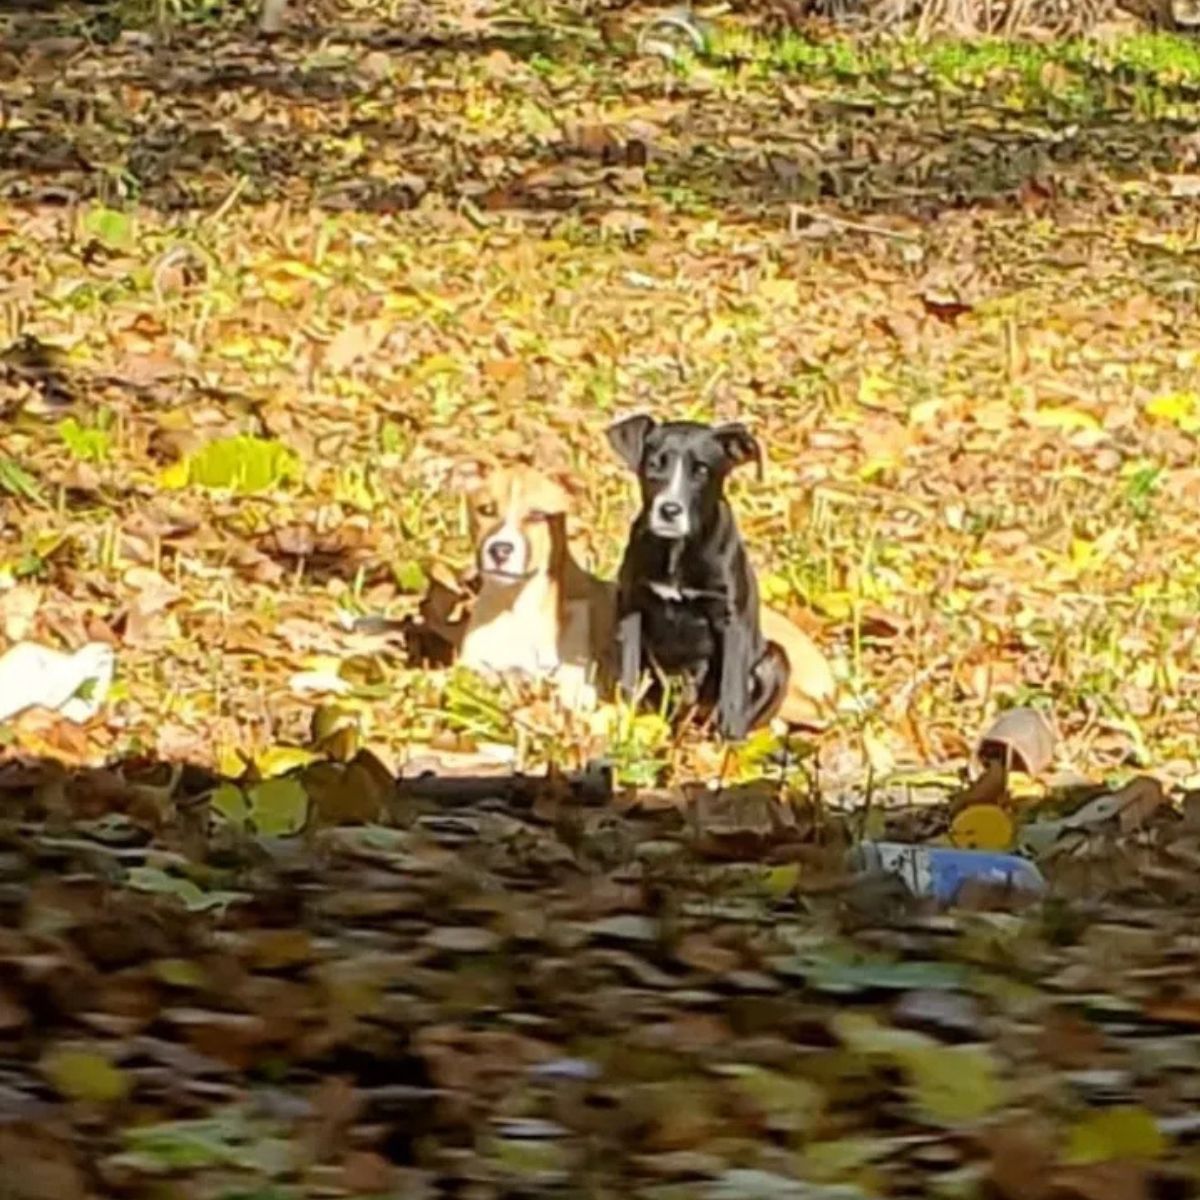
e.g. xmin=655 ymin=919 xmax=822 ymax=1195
xmin=607 ymin=414 xmax=656 ymax=471
xmin=714 ymin=423 xmax=763 ymax=480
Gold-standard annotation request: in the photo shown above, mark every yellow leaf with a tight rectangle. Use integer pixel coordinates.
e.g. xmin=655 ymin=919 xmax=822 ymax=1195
xmin=759 ymin=572 xmax=791 ymax=605
xmin=43 ymin=1048 xmax=129 ymax=1104
xmin=416 ymin=353 xmax=462 ymax=380
xmin=152 ymin=958 xmax=207 ymax=988
xmin=275 ymin=258 xmax=331 ymax=284
xmin=254 ymin=745 xmax=317 ymax=778
xmin=832 ymin=1012 xmax=935 ymax=1057
xmin=896 ymin=1044 xmax=1003 ymax=1126
xmin=949 ymin=804 xmax=1014 ymax=850
xmin=157 ymin=459 xmax=190 ymax=490
xmin=811 ymin=590 xmax=854 ymax=621
xmin=1065 ymin=1106 xmax=1166 ymax=1164
xmin=216 ymin=333 xmax=258 ymax=361
xmin=857 ymin=371 xmax=892 ymax=408
xmin=1027 ymin=405 xmax=1100 ymax=432
xmin=909 ymin=397 xmax=943 ymax=425
xmin=760 ymin=278 xmax=799 ymax=305
xmin=762 ymin=863 xmax=800 ymax=899
xmin=803 ymin=1137 xmax=890 ymax=1182
xmin=1146 ymin=391 xmax=1200 ymax=429
xmin=1008 ymin=772 xmax=1044 ymax=802
xmin=724 ymin=1065 xmax=823 ymax=1133
xmin=216 ymin=744 xmax=246 ymax=779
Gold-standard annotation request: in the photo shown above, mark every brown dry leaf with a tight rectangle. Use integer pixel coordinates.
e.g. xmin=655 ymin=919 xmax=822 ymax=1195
xmin=339 ymin=1151 xmax=396 ymax=1194
xmin=1111 ymin=776 xmax=1166 ymax=832
xmin=983 ymin=1120 xmax=1056 ymax=1200
xmin=0 ymin=1130 xmax=87 ymax=1200
xmin=324 ymin=320 xmax=389 ymax=373
xmin=1 ymin=584 xmax=41 ymax=641
xmin=948 ymin=757 xmax=1008 ymax=816
xmin=121 ymin=567 xmax=183 ymax=647
xmin=1047 ymin=1162 xmax=1151 ymax=1200
xmin=1059 ymin=778 xmax=1167 ymax=836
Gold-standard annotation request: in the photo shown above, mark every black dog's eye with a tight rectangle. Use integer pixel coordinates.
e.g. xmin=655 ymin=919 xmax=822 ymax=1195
xmin=692 ymin=461 xmax=710 ymax=480
xmin=477 ymin=501 xmax=498 ymax=519
xmin=648 ymin=452 xmax=670 ymax=474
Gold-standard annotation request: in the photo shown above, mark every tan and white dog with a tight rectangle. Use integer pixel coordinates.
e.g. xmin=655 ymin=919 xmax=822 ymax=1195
xmin=459 ymin=464 xmax=615 ymax=708
xmin=456 ymin=462 xmax=836 ymax=730
xmin=759 ymin=606 xmax=837 ymax=728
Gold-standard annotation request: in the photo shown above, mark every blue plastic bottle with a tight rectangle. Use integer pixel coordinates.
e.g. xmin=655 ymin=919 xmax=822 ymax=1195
xmin=848 ymin=841 xmax=1046 ymax=904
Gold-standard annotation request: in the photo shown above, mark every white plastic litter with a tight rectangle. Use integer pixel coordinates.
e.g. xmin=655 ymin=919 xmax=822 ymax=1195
xmin=636 ymin=8 xmax=711 ymax=59
xmin=0 ymin=641 xmax=115 ymax=724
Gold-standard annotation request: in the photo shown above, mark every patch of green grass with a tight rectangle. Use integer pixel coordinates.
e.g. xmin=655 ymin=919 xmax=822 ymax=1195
xmin=724 ymin=28 xmax=1200 ymax=113
xmin=58 ymin=414 xmax=114 ymax=464
xmin=0 ymin=458 xmax=44 ymax=504
xmin=1102 ymin=30 xmax=1200 ymax=81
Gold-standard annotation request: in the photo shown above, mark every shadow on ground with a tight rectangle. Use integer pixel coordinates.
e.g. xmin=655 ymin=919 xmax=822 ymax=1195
xmin=0 ymin=0 xmax=1193 ymax=220
xmin=0 ymin=742 xmax=846 ymax=1196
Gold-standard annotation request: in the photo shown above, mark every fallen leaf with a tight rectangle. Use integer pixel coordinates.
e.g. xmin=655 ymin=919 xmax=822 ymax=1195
xmin=1065 ymin=1107 xmax=1167 ymax=1165
xmin=42 ymin=1046 xmax=129 ymax=1104
xmin=325 ymin=320 xmax=389 ymax=373
xmin=898 ymin=1043 xmax=1003 ymax=1126
xmin=246 ymin=777 xmax=310 ymax=836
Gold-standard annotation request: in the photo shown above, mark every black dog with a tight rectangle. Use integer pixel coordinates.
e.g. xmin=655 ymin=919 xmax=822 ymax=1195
xmin=607 ymin=414 xmax=788 ymax=741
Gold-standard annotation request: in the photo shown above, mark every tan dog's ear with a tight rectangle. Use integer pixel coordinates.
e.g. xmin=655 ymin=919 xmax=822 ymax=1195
xmin=551 ymin=467 xmax=586 ymax=503
xmin=447 ymin=457 xmax=489 ymax=493
xmin=713 ymin=423 xmax=763 ymax=481
xmin=607 ymin=413 xmax=655 ymax=471
xmin=526 ymin=471 xmax=573 ymax=520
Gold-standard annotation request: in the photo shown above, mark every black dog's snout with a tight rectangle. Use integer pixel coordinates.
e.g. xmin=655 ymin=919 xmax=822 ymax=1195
xmin=488 ymin=541 xmax=514 ymax=564
xmin=658 ymin=501 xmax=683 ymax=522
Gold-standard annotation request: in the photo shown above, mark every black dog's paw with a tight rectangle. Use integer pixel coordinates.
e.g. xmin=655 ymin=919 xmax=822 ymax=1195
xmin=717 ymin=710 xmax=751 ymax=742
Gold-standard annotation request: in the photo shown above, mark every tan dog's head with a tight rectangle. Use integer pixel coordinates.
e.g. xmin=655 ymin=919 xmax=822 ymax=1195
xmin=464 ymin=464 xmax=572 ymax=586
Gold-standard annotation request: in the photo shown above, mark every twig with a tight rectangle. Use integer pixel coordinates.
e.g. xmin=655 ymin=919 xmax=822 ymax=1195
xmin=787 ymin=205 xmax=920 ymax=242
xmin=205 ymin=175 xmax=249 ymax=228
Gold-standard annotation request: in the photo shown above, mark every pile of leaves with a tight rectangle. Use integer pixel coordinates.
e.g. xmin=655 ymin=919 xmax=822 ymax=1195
xmin=3 ymin=747 xmax=1200 ymax=1199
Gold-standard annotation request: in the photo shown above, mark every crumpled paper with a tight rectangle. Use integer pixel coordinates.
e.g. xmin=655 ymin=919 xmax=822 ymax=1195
xmin=0 ymin=641 xmax=115 ymax=724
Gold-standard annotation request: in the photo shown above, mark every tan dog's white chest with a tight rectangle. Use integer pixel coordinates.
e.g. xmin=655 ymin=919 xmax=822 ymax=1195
xmin=460 ymin=585 xmax=600 ymax=711
xmin=460 ymin=580 xmax=562 ymax=675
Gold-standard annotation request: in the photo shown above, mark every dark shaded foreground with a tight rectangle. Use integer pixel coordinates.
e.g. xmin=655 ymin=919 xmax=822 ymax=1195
xmin=2 ymin=750 xmax=1200 ymax=1198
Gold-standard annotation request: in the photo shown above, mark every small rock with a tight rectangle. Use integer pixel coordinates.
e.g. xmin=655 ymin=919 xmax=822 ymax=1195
xmin=423 ymin=926 xmax=501 ymax=954
xmin=578 ymin=914 xmax=659 ymax=943
xmin=529 ymin=1058 xmax=601 ymax=1082
xmin=893 ymin=989 xmax=983 ymax=1041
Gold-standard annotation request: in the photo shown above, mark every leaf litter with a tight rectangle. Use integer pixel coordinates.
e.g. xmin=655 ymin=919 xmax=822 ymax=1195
xmin=4 ymin=0 xmax=1200 ymax=1194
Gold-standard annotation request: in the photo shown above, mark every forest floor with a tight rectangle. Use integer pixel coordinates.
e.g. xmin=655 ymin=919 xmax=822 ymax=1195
xmin=3 ymin=1 xmax=1200 ymax=1197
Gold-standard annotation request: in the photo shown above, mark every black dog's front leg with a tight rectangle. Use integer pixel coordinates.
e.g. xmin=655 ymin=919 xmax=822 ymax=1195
xmin=617 ymin=611 xmax=642 ymax=701
xmin=717 ymin=618 xmax=753 ymax=740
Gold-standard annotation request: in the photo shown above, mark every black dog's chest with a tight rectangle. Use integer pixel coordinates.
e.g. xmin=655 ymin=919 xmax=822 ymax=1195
xmin=638 ymin=581 xmax=724 ymax=675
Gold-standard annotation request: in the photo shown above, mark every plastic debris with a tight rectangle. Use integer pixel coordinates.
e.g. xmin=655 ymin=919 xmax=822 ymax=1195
xmin=849 ymin=841 xmax=1046 ymax=905
xmin=978 ymin=706 xmax=1056 ymax=775
xmin=0 ymin=640 xmax=115 ymax=724
xmin=636 ymin=8 xmax=712 ymax=60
